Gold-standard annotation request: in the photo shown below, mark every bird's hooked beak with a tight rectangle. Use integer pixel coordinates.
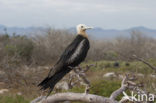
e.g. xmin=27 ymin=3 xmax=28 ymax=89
xmin=83 ymin=26 xmax=93 ymax=30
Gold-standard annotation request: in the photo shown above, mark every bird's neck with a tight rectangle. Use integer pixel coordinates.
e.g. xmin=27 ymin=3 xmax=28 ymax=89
xmin=78 ymin=31 xmax=88 ymax=38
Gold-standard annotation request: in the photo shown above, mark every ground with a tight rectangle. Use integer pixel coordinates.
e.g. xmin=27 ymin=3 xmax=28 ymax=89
xmin=0 ymin=60 xmax=156 ymax=103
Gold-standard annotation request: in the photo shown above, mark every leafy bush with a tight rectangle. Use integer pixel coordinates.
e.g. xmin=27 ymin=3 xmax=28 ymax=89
xmin=1 ymin=35 xmax=34 ymax=63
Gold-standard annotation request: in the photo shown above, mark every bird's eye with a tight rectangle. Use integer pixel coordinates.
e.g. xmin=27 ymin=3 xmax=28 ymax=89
xmin=81 ymin=26 xmax=83 ymax=28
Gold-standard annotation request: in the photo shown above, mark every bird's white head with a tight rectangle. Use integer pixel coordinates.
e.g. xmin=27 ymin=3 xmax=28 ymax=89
xmin=76 ymin=24 xmax=93 ymax=37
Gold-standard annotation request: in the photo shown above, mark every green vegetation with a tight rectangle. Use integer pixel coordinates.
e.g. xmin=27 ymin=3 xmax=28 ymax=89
xmin=1 ymin=29 xmax=156 ymax=65
xmin=0 ymin=95 xmax=29 ymax=103
xmin=0 ymin=60 xmax=156 ymax=103
xmin=0 ymin=30 xmax=156 ymax=103
xmin=70 ymin=79 xmax=121 ymax=97
xmin=84 ymin=60 xmax=155 ymax=74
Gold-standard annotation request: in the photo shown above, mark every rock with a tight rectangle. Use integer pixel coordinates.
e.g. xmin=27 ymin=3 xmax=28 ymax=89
xmin=17 ymin=92 xmax=22 ymax=95
xmin=0 ymin=89 xmax=9 ymax=94
xmin=55 ymin=81 xmax=69 ymax=90
xmin=150 ymin=74 xmax=156 ymax=78
xmin=103 ymin=72 xmax=116 ymax=78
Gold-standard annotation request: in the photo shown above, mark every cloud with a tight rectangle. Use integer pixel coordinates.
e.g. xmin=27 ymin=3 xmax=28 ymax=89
xmin=0 ymin=0 xmax=155 ymax=29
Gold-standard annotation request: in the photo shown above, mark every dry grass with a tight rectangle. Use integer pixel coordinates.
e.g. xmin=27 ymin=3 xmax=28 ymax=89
xmin=0 ymin=29 xmax=156 ymax=102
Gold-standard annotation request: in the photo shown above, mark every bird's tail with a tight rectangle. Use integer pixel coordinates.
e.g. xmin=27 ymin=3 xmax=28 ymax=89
xmin=38 ymin=67 xmax=72 ymax=92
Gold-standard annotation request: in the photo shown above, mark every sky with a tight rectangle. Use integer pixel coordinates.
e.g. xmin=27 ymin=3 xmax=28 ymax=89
xmin=0 ymin=0 xmax=156 ymax=29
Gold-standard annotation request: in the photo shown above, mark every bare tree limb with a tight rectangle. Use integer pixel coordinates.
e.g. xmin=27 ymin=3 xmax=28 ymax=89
xmin=133 ymin=55 xmax=156 ymax=72
xmin=73 ymin=68 xmax=90 ymax=94
xmin=31 ymin=63 xmax=155 ymax=103
xmin=31 ymin=74 xmax=155 ymax=103
xmin=31 ymin=76 xmax=131 ymax=103
xmin=110 ymin=76 xmax=127 ymax=100
xmin=31 ymin=96 xmax=46 ymax=103
xmin=68 ymin=64 xmax=94 ymax=94
xmin=38 ymin=93 xmax=118 ymax=103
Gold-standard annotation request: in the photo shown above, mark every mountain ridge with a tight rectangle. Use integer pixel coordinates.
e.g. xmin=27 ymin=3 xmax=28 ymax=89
xmin=0 ymin=24 xmax=156 ymax=38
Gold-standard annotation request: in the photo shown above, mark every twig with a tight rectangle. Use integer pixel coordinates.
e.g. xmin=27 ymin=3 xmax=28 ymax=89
xmin=73 ymin=65 xmax=91 ymax=94
xmin=133 ymin=55 xmax=156 ymax=72
xmin=110 ymin=76 xmax=128 ymax=100
xmin=65 ymin=65 xmax=94 ymax=90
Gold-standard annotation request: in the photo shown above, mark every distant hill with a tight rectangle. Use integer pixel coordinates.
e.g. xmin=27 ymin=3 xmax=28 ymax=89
xmin=0 ymin=24 xmax=156 ymax=38
xmin=69 ymin=26 xmax=156 ymax=39
xmin=0 ymin=24 xmax=45 ymax=36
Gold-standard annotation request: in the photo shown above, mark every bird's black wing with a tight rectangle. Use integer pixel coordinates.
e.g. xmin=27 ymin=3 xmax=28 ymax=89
xmin=58 ymin=35 xmax=87 ymax=65
xmin=58 ymin=35 xmax=90 ymax=67
xmin=48 ymin=35 xmax=85 ymax=77
xmin=66 ymin=38 xmax=89 ymax=66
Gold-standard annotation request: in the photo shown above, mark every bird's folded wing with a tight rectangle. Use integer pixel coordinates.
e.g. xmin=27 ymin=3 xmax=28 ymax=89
xmin=67 ymin=39 xmax=85 ymax=64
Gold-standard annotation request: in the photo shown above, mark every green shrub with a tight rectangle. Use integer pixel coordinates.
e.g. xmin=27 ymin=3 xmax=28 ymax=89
xmin=0 ymin=95 xmax=29 ymax=103
xmin=4 ymin=36 xmax=34 ymax=62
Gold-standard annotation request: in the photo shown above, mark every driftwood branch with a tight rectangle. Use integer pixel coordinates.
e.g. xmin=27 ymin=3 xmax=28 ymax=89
xmin=31 ymin=63 xmax=156 ymax=103
xmin=31 ymin=75 xmax=137 ymax=103
xmin=110 ymin=76 xmax=127 ymax=100
xmin=133 ymin=55 xmax=156 ymax=72
xmin=39 ymin=93 xmax=118 ymax=103
xmin=72 ymin=65 xmax=94 ymax=94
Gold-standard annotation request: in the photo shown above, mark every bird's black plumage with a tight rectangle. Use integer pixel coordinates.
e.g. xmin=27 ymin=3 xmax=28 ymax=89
xmin=38 ymin=34 xmax=90 ymax=96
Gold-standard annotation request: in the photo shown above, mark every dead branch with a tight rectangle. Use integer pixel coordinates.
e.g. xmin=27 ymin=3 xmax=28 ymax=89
xmin=31 ymin=96 xmax=46 ymax=103
xmin=73 ymin=65 xmax=93 ymax=94
xmin=31 ymin=75 xmax=136 ymax=103
xmin=110 ymin=76 xmax=127 ymax=100
xmin=110 ymin=74 xmax=138 ymax=102
xmin=67 ymin=64 xmax=95 ymax=93
xmin=31 ymin=93 xmax=118 ymax=103
xmin=133 ymin=55 xmax=156 ymax=72
xmin=31 ymin=64 xmax=155 ymax=103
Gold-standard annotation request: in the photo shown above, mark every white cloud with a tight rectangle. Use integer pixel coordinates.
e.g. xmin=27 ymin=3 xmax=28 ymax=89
xmin=0 ymin=0 xmax=156 ymax=29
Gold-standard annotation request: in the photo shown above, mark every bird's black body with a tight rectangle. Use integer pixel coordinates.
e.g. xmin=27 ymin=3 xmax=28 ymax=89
xmin=38 ymin=34 xmax=90 ymax=95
